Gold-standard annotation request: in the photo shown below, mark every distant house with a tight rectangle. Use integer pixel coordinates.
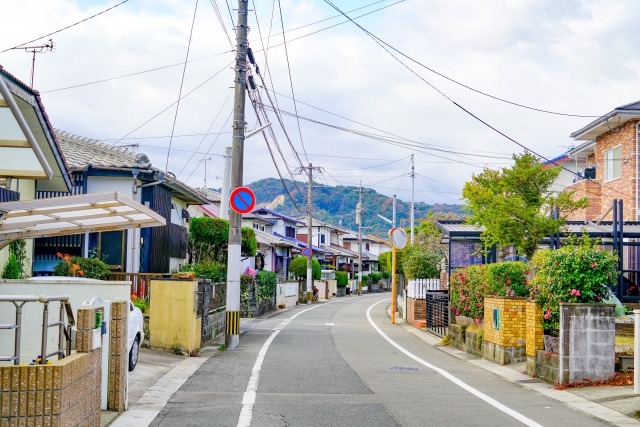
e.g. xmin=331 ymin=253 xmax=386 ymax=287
xmin=296 ymin=217 xmax=356 ymax=273
xmin=189 ymin=187 xmax=222 ymax=220
xmin=340 ymin=233 xmax=379 ymax=276
xmin=32 ymin=130 xmax=210 ymax=275
xmin=365 ymin=234 xmax=393 ymax=257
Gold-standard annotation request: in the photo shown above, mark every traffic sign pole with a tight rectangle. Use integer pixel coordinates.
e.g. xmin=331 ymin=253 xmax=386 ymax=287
xmin=389 ymin=228 xmax=407 ymax=325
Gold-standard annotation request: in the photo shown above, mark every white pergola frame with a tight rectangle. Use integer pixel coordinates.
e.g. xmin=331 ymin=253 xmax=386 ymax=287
xmin=0 ymin=191 xmax=166 ymax=249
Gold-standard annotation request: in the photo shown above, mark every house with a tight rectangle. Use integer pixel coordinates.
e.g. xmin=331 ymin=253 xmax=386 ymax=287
xmin=190 ymin=187 xmax=222 ymax=220
xmin=32 ymin=130 xmax=210 ymax=275
xmin=0 ymin=65 xmax=74 ymax=266
xmin=564 ymin=100 xmax=640 ymax=222
xmin=342 ymin=232 xmax=379 ymax=275
xmin=365 ymin=234 xmax=393 ymax=256
xmin=543 ymin=153 xmax=578 ymax=193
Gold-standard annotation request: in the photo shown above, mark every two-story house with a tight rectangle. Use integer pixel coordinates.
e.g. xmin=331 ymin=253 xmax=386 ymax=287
xmin=296 ymin=217 xmax=356 ymax=271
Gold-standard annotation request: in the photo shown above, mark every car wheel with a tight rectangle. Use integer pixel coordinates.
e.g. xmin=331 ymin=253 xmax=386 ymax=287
xmin=129 ymin=336 xmax=140 ymax=371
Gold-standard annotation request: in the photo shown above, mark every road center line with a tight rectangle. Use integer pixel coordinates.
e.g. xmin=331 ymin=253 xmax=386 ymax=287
xmin=366 ymin=299 xmax=544 ymax=427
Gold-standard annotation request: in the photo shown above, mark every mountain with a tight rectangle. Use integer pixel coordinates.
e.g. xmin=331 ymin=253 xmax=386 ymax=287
xmin=246 ymin=178 xmax=464 ymax=237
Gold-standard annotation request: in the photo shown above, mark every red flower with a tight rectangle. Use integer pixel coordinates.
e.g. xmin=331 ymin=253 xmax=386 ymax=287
xmin=591 ymin=262 xmax=597 ymax=268
xmin=506 ymin=279 xmax=511 ymax=285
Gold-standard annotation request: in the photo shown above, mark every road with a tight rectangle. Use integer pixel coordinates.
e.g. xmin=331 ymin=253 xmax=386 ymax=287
xmin=149 ymin=294 xmax=612 ymax=427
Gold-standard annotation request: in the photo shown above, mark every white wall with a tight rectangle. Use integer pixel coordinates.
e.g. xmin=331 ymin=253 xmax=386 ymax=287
xmin=276 ymin=282 xmax=297 ymax=307
xmin=0 ymin=278 xmax=130 ymax=366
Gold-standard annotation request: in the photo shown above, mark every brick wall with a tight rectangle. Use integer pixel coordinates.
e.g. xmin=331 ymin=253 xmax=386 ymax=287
xmin=525 ymin=300 xmax=544 ymax=358
xmin=565 ymin=180 xmax=602 ymax=221
xmin=406 ymin=298 xmax=425 ymax=326
xmin=567 ymin=120 xmax=639 ymax=222
xmin=108 ymin=301 xmax=128 ymax=413
xmin=483 ymin=297 xmax=527 ymax=347
xmin=0 ymin=307 xmax=103 ymax=427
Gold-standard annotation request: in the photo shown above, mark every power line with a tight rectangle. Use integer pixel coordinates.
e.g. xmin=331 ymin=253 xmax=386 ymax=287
xmin=1 ymin=0 xmax=130 ymax=53
xmin=177 ymin=88 xmax=232 ymax=177
xmin=277 ymin=0 xmax=309 ymax=162
xmin=184 ymin=109 xmax=233 ymax=182
xmin=108 ymin=62 xmax=231 ymax=147
xmin=210 ymin=0 xmax=234 ymax=48
xmin=321 ymin=0 xmax=636 ymax=201
xmin=166 ymin=0 xmax=200 ymax=172
xmin=102 ymin=131 xmax=232 ymax=142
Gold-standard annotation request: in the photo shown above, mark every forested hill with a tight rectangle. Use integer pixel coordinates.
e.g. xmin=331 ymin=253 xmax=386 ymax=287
xmin=246 ymin=178 xmax=464 ymax=237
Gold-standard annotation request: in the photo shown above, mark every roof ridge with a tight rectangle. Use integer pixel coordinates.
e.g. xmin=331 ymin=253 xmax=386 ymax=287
xmin=54 ymin=129 xmax=147 ymax=158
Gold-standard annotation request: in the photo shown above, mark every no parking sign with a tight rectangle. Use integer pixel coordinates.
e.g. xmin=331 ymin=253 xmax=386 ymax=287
xmin=230 ymin=187 xmax=256 ymax=214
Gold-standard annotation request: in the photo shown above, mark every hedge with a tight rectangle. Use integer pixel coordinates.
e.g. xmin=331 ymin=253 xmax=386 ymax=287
xmin=289 ymin=256 xmax=321 ymax=280
xmin=335 ymin=271 xmax=348 ymax=287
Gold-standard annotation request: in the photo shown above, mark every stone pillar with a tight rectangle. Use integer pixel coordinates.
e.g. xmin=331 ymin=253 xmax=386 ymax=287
xmin=525 ymin=300 xmax=544 ymax=376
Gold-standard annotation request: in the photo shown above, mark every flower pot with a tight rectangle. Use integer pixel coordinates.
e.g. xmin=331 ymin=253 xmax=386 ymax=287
xmin=619 ymin=355 xmax=634 ymax=372
xmin=544 ymin=335 xmax=559 ymax=353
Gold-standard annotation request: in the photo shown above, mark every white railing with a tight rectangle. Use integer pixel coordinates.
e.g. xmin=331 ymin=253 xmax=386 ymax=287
xmin=407 ymin=279 xmax=441 ymax=299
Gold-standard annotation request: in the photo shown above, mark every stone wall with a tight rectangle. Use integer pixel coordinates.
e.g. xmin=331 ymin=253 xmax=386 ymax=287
xmin=483 ymin=297 xmax=527 ymax=365
xmin=202 ymin=311 xmax=225 ymax=345
xmin=449 ymin=324 xmax=483 ymax=358
xmin=559 ymin=303 xmax=615 ymax=384
xmin=0 ymin=307 xmax=103 ymax=426
xmin=407 ymin=297 xmax=425 ymax=326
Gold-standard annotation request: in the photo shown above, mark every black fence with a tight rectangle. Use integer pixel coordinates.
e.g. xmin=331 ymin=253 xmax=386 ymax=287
xmin=425 ymin=291 xmax=449 ymax=337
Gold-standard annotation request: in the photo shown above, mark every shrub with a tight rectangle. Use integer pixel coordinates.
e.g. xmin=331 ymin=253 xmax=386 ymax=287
xmin=378 ymin=251 xmax=392 ymax=272
xmin=381 ymin=271 xmax=391 ymax=279
xmin=336 ymin=271 xmax=348 ymax=287
xmin=531 ymin=235 xmax=618 ymax=334
xmin=289 ymin=257 xmax=321 ymax=280
xmin=1 ymin=253 xmax=21 ymax=279
xmin=2 ymin=240 xmax=28 ymax=279
xmin=53 ymin=253 xmax=111 ymax=280
xmin=486 ymin=261 xmax=529 ymax=297
xmin=183 ymin=260 xmax=227 ymax=282
xmin=402 ymin=246 xmax=441 ymax=279
xmin=241 ymin=227 xmax=257 ymax=257
xmin=370 ymin=272 xmax=382 ymax=282
xmin=188 ymin=217 xmax=257 ymax=261
xmin=256 ymin=270 xmax=277 ymax=302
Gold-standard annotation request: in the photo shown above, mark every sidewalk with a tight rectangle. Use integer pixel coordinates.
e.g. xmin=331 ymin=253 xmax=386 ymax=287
xmin=386 ymin=305 xmax=640 ymax=427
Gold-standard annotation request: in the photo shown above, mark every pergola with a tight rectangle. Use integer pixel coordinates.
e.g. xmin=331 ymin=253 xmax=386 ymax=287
xmin=0 ymin=192 xmax=165 ymax=249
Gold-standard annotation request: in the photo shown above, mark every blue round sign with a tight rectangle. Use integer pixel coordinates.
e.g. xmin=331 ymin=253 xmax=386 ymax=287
xmin=302 ymin=247 xmax=312 ymax=258
xmin=230 ymin=187 xmax=256 ymax=214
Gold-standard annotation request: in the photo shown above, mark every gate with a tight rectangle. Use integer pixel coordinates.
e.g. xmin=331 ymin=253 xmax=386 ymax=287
xmin=425 ymin=291 xmax=449 ymax=337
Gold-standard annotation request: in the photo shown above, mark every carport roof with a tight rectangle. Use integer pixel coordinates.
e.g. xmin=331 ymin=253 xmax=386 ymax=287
xmin=0 ymin=191 xmax=165 ymax=249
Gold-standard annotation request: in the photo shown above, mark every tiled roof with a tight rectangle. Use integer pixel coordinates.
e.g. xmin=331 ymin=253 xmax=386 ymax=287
xmin=252 ymin=207 xmax=302 ymax=224
xmin=273 ymin=231 xmax=329 ymax=253
xmin=195 ymin=187 xmax=221 ymax=202
xmin=255 ymin=229 xmax=294 ymax=247
xmin=55 ymin=130 xmax=152 ymax=169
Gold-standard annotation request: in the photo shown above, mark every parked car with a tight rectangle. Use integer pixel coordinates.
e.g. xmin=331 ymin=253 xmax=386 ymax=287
xmin=128 ymin=300 xmax=144 ymax=371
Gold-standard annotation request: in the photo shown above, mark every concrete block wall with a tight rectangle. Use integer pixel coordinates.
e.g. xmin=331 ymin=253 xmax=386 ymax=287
xmin=108 ymin=301 xmax=128 ymax=413
xmin=0 ymin=307 xmax=103 ymax=427
xmin=559 ymin=303 xmax=615 ymax=384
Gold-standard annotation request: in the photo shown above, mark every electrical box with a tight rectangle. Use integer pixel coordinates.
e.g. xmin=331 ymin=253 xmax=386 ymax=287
xmin=493 ymin=308 xmax=500 ymax=330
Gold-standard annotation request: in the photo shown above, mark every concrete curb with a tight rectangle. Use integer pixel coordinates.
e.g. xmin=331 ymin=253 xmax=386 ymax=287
xmin=385 ymin=303 xmax=640 ymax=427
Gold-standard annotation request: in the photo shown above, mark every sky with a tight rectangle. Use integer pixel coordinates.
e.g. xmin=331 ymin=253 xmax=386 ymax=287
xmin=1 ymin=0 xmax=639 ymax=206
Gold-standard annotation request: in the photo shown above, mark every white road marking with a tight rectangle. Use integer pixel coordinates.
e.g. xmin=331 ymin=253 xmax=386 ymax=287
xmin=237 ymin=329 xmax=281 ymax=427
xmin=326 ymin=323 xmax=334 ymax=325
xmin=366 ymin=299 xmax=544 ymax=427
xmin=236 ymin=298 xmax=346 ymax=427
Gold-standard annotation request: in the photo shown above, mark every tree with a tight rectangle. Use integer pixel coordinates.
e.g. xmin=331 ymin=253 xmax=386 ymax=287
xmin=462 ymin=152 xmax=588 ymax=260
xmin=289 ymin=256 xmax=321 ymax=280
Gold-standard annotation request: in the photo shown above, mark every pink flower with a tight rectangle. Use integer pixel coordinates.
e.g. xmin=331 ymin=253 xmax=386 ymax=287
xmin=463 ymin=307 xmax=469 ymax=311
xmin=461 ymin=296 xmax=466 ymax=301
xmin=575 ymin=290 xmax=580 ymax=297
xmin=476 ymin=292 xmax=481 ymax=297
xmin=476 ymin=303 xmax=482 ymax=307
xmin=591 ymin=262 xmax=597 ymax=268
xmin=525 ymin=270 xmax=530 ymax=275
xmin=456 ymin=309 xmax=460 ymax=316
xmin=476 ymin=318 xmax=481 ymax=323
xmin=544 ymin=309 xmax=551 ymax=320
xmin=506 ymin=279 xmax=511 ymax=285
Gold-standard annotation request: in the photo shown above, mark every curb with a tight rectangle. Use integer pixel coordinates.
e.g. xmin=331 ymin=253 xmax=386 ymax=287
xmin=384 ymin=303 xmax=640 ymax=427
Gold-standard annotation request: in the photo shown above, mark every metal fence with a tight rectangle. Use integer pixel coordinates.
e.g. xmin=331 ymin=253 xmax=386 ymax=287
xmin=425 ymin=291 xmax=449 ymax=337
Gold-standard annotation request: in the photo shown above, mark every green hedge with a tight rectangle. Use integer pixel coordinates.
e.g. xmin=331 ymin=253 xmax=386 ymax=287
xmin=402 ymin=246 xmax=440 ymax=279
xmin=335 ymin=271 xmax=348 ymax=287
xmin=289 ymin=256 xmax=321 ymax=280
xmin=189 ymin=217 xmax=257 ymax=259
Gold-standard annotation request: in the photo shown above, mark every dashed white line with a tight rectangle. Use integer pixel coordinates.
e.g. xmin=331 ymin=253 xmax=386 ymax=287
xmin=366 ymin=299 xmax=544 ymax=427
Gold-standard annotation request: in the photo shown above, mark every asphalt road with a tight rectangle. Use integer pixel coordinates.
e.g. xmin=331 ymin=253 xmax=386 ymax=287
xmin=149 ymin=294 xmax=613 ymax=427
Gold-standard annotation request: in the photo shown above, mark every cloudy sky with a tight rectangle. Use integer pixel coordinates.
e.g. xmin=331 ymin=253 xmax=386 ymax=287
xmin=1 ymin=0 xmax=638 ymax=205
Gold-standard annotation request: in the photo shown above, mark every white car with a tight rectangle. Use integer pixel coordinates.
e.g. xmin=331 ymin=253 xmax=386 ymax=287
xmin=128 ymin=300 xmax=145 ymax=371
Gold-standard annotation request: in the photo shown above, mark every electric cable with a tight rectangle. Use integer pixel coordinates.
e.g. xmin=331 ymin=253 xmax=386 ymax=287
xmin=177 ymin=88 xmax=233 ymax=177
xmin=166 ymin=0 xmax=199 ymax=172
xmin=210 ymin=0 xmax=234 ymax=48
xmin=1 ymin=0 xmax=130 ymax=53
xmin=323 ymin=155 xmax=411 ymax=171
xmin=184 ymin=109 xmax=234 ymax=182
xmin=277 ymin=0 xmax=309 ymax=162
xmin=108 ymin=62 xmax=231 ymax=147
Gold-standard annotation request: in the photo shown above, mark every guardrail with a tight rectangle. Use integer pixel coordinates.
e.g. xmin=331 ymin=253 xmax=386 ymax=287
xmin=0 ymin=294 xmax=74 ymax=365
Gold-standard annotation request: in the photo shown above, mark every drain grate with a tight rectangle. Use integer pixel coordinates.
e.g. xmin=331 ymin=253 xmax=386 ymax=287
xmin=388 ymin=366 xmax=423 ymax=372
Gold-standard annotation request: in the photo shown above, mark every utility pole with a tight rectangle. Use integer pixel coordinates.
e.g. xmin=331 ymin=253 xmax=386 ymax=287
xmin=410 ymin=154 xmax=415 ymax=245
xmin=220 ymin=147 xmax=232 ymax=220
xmin=202 ymin=157 xmax=212 ymax=187
xmin=357 ymin=182 xmax=363 ymax=295
xmin=300 ymin=164 xmax=322 ymax=304
xmin=224 ymin=0 xmax=249 ymax=351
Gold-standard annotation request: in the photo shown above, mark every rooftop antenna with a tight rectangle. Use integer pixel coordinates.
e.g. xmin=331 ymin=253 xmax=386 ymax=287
xmin=201 ymin=157 xmax=212 ymax=187
xmin=10 ymin=39 xmax=55 ymax=89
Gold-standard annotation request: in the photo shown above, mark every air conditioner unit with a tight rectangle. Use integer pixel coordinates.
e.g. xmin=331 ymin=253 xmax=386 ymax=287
xmin=584 ymin=167 xmax=596 ymax=179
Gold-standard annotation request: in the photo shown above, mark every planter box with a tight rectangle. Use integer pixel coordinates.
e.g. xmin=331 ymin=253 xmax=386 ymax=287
xmin=619 ymin=355 xmax=634 ymax=372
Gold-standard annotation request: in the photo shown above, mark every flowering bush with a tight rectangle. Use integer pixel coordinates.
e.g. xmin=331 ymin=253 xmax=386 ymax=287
xmin=53 ymin=253 xmax=84 ymax=277
xmin=450 ymin=261 xmax=531 ymax=323
xmin=53 ymin=253 xmax=111 ymax=279
xmin=131 ymin=293 xmax=148 ymax=312
xmin=531 ymin=235 xmax=618 ymax=334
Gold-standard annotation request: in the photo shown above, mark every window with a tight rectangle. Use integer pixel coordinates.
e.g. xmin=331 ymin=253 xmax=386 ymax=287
xmin=253 ymin=223 xmax=258 ymax=230
xmin=285 ymin=226 xmax=296 ymax=238
xmin=320 ymin=234 xmax=325 ymax=244
xmin=366 ymin=243 xmax=370 ymax=251
xmin=605 ymin=145 xmax=622 ymax=181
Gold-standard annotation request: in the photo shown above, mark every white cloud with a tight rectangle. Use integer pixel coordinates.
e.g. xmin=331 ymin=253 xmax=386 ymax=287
xmin=0 ymin=0 xmax=638 ymax=207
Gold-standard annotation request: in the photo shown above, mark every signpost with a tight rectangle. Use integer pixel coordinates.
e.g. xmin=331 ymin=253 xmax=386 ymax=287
xmin=389 ymin=227 xmax=408 ymax=325
xmin=301 ymin=247 xmax=312 ymax=258
xmin=229 ymin=187 xmax=256 ymax=215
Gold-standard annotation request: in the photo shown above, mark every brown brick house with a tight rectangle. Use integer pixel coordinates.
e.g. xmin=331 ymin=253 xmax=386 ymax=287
xmin=565 ymin=100 xmax=640 ymax=222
